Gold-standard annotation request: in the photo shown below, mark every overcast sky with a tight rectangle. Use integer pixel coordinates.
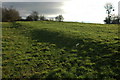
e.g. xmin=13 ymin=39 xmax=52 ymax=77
xmin=2 ymin=2 xmax=64 ymax=17
xmin=1 ymin=0 xmax=120 ymax=23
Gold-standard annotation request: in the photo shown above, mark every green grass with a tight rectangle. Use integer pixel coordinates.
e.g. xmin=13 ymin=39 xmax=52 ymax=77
xmin=2 ymin=21 xmax=120 ymax=79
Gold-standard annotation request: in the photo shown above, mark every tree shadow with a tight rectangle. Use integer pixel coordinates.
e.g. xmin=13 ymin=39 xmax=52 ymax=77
xmin=30 ymin=29 xmax=85 ymax=48
xmin=25 ymin=28 xmax=119 ymax=79
xmin=29 ymin=28 xmax=112 ymax=55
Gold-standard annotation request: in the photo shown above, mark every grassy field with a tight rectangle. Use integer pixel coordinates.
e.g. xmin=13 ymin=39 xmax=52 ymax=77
xmin=2 ymin=21 xmax=120 ymax=79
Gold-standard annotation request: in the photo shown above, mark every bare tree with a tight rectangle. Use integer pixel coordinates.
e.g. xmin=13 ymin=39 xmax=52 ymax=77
xmin=104 ymin=3 xmax=114 ymax=24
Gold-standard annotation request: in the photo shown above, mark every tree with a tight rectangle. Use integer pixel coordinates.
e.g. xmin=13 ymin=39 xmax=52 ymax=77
xmin=110 ymin=15 xmax=120 ymax=24
xmin=26 ymin=15 xmax=33 ymax=21
xmin=104 ymin=15 xmax=120 ymax=24
xmin=31 ymin=11 xmax=39 ymax=21
xmin=55 ymin=15 xmax=64 ymax=22
xmin=49 ymin=18 xmax=54 ymax=21
xmin=26 ymin=11 xmax=39 ymax=21
xmin=104 ymin=17 xmax=110 ymax=24
xmin=40 ymin=15 xmax=46 ymax=21
xmin=55 ymin=16 xmax=58 ymax=21
xmin=2 ymin=7 xmax=20 ymax=22
xmin=104 ymin=3 xmax=114 ymax=24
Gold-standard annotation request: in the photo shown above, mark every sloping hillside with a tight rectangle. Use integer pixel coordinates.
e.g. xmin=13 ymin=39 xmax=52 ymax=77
xmin=2 ymin=21 xmax=120 ymax=79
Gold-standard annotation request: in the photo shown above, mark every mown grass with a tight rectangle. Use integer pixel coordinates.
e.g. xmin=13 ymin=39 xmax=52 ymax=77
xmin=2 ymin=21 xmax=120 ymax=79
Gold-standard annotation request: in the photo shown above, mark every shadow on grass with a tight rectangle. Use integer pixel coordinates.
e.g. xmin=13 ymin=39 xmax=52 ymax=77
xmin=29 ymin=29 xmax=119 ymax=79
xmin=30 ymin=29 xmax=85 ymax=48
xmin=30 ymin=29 xmax=113 ymax=54
xmin=29 ymin=29 xmax=119 ymax=60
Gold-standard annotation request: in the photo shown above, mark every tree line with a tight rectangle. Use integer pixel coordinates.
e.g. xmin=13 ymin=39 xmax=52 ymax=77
xmin=1 ymin=7 xmax=64 ymax=22
xmin=25 ymin=11 xmax=64 ymax=22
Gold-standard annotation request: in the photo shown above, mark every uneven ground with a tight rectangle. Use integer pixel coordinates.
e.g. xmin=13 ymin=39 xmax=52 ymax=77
xmin=2 ymin=21 xmax=120 ymax=79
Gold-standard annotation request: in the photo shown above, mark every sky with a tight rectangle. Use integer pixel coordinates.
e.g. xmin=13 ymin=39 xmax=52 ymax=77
xmin=1 ymin=0 xmax=120 ymax=24
xmin=2 ymin=2 xmax=64 ymax=18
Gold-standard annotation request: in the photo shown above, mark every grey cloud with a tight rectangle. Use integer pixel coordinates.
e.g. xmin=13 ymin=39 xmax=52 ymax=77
xmin=2 ymin=2 xmax=64 ymax=17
